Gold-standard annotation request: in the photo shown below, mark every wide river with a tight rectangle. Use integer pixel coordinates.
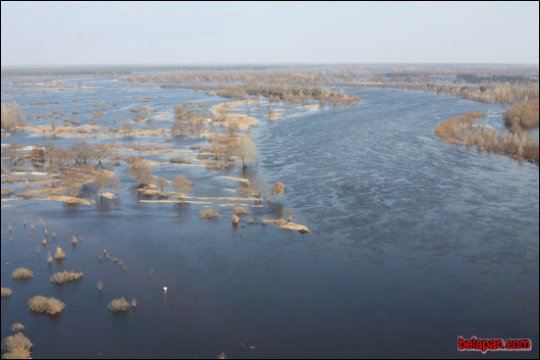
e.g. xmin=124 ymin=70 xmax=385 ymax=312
xmin=1 ymin=79 xmax=538 ymax=358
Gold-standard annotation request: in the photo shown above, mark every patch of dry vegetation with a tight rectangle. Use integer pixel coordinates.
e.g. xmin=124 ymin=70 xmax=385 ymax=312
xmin=1 ymin=102 xmax=24 ymax=135
xmin=504 ymin=98 xmax=539 ymax=131
xmin=50 ymin=271 xmax=84 ymax=284
xmin=172 ymin=176 xmax=192 ymax=195
xmin=199 ymin=207 xmax=219 ymax=219
xmin=2 ymin=332 xmax=32 ymax=359
xmin=434 ymin=112 xmax=486 ymax=145
xmin=1 ymin=288 xmax=13 ymax=298
xmin=233 ymin=206 xmax=249 ymax=216
xmin=54 ymin=246 xmax=66 ymax=261
xmin=435 ymin=112 xmax=539 ymax=164
xmin=11 ymin=268 xmax=33 ymax=281
xmin=27 ymin=296 xmax=65 ymax=315
xmin=10 ymin=324 xmax=24 ymax=333
xmin=107 ymin=297 xmax=131 ymax=312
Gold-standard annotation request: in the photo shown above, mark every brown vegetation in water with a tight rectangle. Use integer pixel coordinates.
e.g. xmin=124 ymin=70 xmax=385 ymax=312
xmin=1 ymin=288 xmax=13 ymax=298
xmin=233 ymin=206 xmax=249 ymax=216
xmin=54 ymin=246 xmax=66 ymax=261
xmin=269 ymin=181 xmax=285 ymax=196
xmin=199 ymin=207 xmax=219 ymax=219
xmin=27 ymin=295 xmax=65 ymax=315
xmin=11 ymin=268 xmax=33 ymax=281
xmin=107 ymin=297 xmax=131 ymax=312
xmin=2 ymin=332 xmax=32 ymax=359
xmin=10 ymin=324 xmax=24 ymax=334
xmin=435 ymin=112 xmax=539 ymax=164
xmin=504 ymin=98 xmax=539 ymax=131
xmin=50 ymin=271 xmax=84 ymax=285
xmin=262 ymin=219 xmax=311 ymax=233
xmin=172 ymin=176 xmax=193 ymax=195
xmin=1 ymin=102 xmax=24 ymax=132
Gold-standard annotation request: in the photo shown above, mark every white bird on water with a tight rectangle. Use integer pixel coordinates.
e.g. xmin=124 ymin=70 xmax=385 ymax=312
xmin=163 ymin=286 xmax=168 ymax=294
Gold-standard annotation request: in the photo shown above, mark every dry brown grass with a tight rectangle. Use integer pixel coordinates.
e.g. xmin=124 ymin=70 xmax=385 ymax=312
xmin=107 ymin=297 xmax=131 ymax=312
xmin=199 ymin=207 xmax=219 ymax=219
xmin=435 ymin=112 xmax=539 ymax=164
xmin=11 ymin=268 xmax=33 ymax=281
xmin=1 ymin=288 xmax=13 ymax=298
xmin=233 ymin=206 xmax=249 ymax=216
xmin=27 ymin=296 xmax=65 ymax=315
xmin=2 ymin=333 xmax=32 ymax=359
xmin=262 ymin=219 xmax=311 ymax=233
xmin=50 ymin=271 xmax=84 ymax=285
xmin=232 ymin=214 xmax=240 ymax=225
xmin=434 ymin=112 xmax=486 ymax=145
xmin=169 ymin=156 xmax=192 ymax=164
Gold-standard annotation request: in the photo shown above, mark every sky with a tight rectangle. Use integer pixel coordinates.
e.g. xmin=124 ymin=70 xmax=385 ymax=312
xmin=1 ymin=1 xmax=538 ymax=66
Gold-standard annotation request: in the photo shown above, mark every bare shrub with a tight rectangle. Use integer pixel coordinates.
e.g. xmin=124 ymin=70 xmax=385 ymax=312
xmin=504 ymin=98 xmax=539 ymax=131
xmin=269 ymin=181 xmax=285 ymax=196
xmin=169 ymin=156 xmax=191 ymax=164
xmin=1 ymin=102 xmax=24 ymax=132
xmin=50 ymin=271 xmax=84 ymax=285
xmin=1 ymin=288 xmax=13 ymax=298
xmin=199 ymin=207 xmax=219 ymax=219
xmin=233 ymin=206 xmax=248 ymax=216
xmin=237 ymin=136 xmax=256 ymax=168
xmin=54 ymin=246 xmax=66 ymax=261
xmin=127 ymin=157 xmax=153 ymax=186
xmin=2 ymin=332 xmax=32 ymax=359
xmin=107 ymin=297 xmax=131 ymax=312
xmin=27 ymin=296 xmax=65 ymax=315
xmin=11 ymin=268 xmax=33 ymax=281
xmin=172 ymin=176 xmax=192 ymax=194
xmin=10 ymin=323 xmax=24 ymax=333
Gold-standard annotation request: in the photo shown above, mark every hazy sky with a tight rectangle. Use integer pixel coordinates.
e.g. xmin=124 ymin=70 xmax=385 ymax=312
xmin=1 ymin=1 xmax=538 ymax=66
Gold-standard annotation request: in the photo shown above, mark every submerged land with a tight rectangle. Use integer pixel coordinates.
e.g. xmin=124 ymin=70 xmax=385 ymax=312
xmin=1 ymin=64 xmax=539 ymax=358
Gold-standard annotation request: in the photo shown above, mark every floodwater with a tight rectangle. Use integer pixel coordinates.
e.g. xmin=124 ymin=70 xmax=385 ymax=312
xmin=1 ymin=78 xmax=538 ymax=359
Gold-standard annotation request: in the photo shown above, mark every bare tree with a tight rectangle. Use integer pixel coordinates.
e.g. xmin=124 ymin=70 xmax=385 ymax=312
xmin=172 ymin=176 xmax=192 ymax=195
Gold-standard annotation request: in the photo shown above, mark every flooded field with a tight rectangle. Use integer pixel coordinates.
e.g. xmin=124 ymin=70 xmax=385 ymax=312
xmin=1 ymin=76 xmax=538 ymax=358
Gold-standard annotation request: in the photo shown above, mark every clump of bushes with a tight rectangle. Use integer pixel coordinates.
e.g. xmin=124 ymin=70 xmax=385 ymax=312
xmin=107 ymin=297 xmax=131 ymax=312
xmin=11 ymin=268 xmax=33 ymax=281
xmin=269 ymin=181 xmax=285 ymax=196
xmin=504 ymin=98 xmax=539 ymax=131
xmin=172 ymin=176 xmax=192 ymax=194
xmin=233 ymin=206 xmax=248 ymax=216
xmin=1 ymin=102 xmax=24 ymax=132
xmin=199 ymin=207 xmax=219 ymax=219
xmin=2 ymin=332 xmax=33 ymax=359
xmin=54 ymin=246 xmax=66 ymax=261
xmin=27 ymin=296 xmax=65 ymax=315
xmin=50 ymin=271 xmax=84 ymax=285
xmin=169 ymin=156 xmax=191 ymax=164
xmin=1 ymin=287 xmax=13 ymax=297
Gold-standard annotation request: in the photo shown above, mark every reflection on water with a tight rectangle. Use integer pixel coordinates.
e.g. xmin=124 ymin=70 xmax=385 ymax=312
xmin=1 ymin=81 xmax=538 ymax=358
